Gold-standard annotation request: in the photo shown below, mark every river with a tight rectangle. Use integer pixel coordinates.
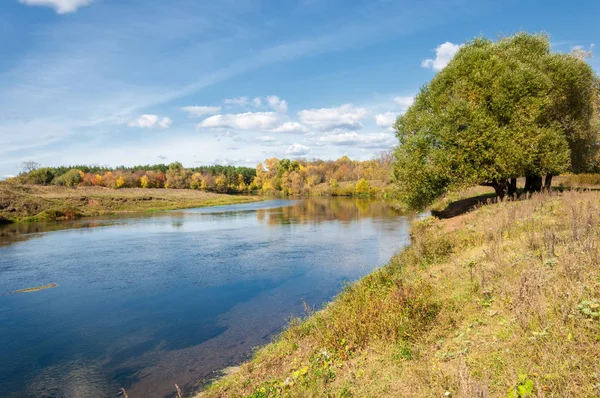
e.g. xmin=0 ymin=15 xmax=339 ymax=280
xmin=0 ymin=198 xmax=420 ymax=397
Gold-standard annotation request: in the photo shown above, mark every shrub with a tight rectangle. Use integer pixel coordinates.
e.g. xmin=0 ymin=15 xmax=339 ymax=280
xmin=26 ymin=168 xmax=55 ymax=185
xmin=53 ymin=169 xmax=83 ymax=187
xmin=354 ymin=178 xmax=370 ymax=196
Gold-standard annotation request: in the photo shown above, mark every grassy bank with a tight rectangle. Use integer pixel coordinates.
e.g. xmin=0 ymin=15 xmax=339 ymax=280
xmin=200 ymin=190 xmax=600 ymax=397
xmin=0 ymin=185 xmax=263 ymax=223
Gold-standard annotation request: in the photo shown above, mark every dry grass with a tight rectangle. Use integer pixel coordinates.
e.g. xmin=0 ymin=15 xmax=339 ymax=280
xmin=555 ymin=173 xmax=600 ymax=188
xmin=308 ymin=180 xmax=394 ymax=197
xmin=0 ymin=185 xmax=262 ymax=222
xmin=11 ymin=283 xmax=59 ymax=294
xmin=199 ymin=190 xmax=600 ymax=398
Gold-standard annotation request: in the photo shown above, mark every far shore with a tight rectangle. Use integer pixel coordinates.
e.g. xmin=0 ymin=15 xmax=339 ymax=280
xmin=0 ymin=184 xmax=264 ymax=224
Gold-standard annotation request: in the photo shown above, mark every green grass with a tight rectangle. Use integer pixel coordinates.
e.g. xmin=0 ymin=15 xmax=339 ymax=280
xmin=0 ymin=185 xmax=263 ymax=223
xmin=198 ymin=190 xmax=600 ymax=397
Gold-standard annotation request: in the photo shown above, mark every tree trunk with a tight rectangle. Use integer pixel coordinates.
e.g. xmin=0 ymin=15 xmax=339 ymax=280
xmin=508 ymin=178 xmax=517 ymax=197
xmin=544 ymin=174 xmax=553 ymax=191
xmin=525 ymin=175 xmax=543 ymax=192
xmin=490 ymin=178 xmax=509 ymax=200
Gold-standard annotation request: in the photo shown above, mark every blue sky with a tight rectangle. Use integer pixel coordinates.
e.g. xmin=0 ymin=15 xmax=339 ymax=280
xmin=1 ymin=0 xmax=598 ymax=176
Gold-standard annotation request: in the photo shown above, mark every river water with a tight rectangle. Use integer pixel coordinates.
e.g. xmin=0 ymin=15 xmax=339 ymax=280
xmin=0 ymin=198 xmax=420 ymax=397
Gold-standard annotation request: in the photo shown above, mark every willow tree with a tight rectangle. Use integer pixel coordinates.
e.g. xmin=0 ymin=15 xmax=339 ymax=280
xmin=393 ymin=32 xmax=599 ymax=209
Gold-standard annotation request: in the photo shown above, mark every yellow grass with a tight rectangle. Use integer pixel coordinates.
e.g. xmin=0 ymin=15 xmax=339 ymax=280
xmin=199 ymin=190 xmax=600 ymax=397
xmin=11 ymin=283 xmax=59 ymax=294
xmin=0 ymin=185 xmax=263 ymax=222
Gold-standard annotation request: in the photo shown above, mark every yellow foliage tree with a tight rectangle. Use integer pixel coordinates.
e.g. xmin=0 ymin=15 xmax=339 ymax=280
xmin=140 ymin=175 xmax=150 ymax=188
xmin=94 ymin=174 xmax=104 ymax=186
xmin=354 ymin=178 xmax=370 ymax=196
xmin=215 ymin=174 xmax=227 ymax=193
xmin=190 ymin=172 xmax=203 ymax=190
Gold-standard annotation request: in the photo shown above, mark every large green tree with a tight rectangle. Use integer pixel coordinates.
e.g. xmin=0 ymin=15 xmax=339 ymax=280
xmin=393 ymin=33 xmax=599 ymax=209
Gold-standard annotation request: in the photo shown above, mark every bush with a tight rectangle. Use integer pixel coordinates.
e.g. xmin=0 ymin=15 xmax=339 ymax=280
xmin=354 ymin=178 xmax=370 ymax=196
xmin=26 ymin=168 xmax=55 ymax=185
xmin=53 ymin=169 xmax=83 ymax=187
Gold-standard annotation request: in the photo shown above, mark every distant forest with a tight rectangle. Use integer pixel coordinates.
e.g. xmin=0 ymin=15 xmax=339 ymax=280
xmin=12 ymin=153 xmax=394 ymax=197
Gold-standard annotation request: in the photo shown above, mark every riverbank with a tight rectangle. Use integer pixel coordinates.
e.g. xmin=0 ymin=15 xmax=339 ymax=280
xmin=0 ymin=185 xmax=263 ymax=223
xmin=199 ymin=190 xmax=600 ymax=397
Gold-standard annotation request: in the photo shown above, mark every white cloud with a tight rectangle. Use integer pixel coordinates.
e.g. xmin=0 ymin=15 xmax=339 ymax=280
xmin=316 ymin=132 xmax=394 ymax=148
xmin=266 ymin=96 xmax=288 ymax=113
xmin=298 ymin=104 xmax=368 ymax=131
xmin=571 ymin=44 xmax=595 ymax=60
xmin=127 ymin=114 xmax=172 ymax=129
xmin=394 ymin=96 xmax=415 ymax=112
xmin=285 ymin=143 xmax=310 ymax=156
xmin=181 ymin=106 xmax=221 ymax=117
xmin=224 ymin=96 xmax=265 ymax=108
xmin=198 ymin=112 xmax=281 ymax=130
xmin=256 ymin=135 xmax=277 ymax=142
xmin=223 ymin=96 xmax=288 ymax=113
xmin=208 ymin=158 xmax=256 ymax=166
xmin=271 ymin=122 xmax=308 ymax=134
xmin=213 ymin=130 xmax=238 ymax=140
xmin=1 ymin=0 xmax=472 ymax=176
xmin=18 ymin=0 xmax=93 ymax=14
xmin=375 ymin=112 xmax=398 ymax=128
xmin=224 ymin=97 xmax=251 ymax=107
xmin=421 ymin=42 xmax=462 ymax=71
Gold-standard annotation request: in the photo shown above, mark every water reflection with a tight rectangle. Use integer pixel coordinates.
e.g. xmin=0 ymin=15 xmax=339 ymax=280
xmin=256 ymin=197 xmax=401 ymax=225
xmin=0 ymin=219 xmax=112 ymax=247
xmin=0 ymin=198 xmax=420 ymax=397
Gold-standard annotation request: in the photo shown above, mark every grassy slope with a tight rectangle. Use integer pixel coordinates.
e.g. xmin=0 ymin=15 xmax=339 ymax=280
xmin=200 ymin=190 xmax=600 ymax=397
xmin=0 ymin=185 xmax=262 ymax=223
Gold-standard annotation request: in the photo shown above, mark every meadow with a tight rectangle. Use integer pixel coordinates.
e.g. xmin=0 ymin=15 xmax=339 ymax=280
xmin=200 ymin=189 xmax=600 ymax=397
xmin=0 ymin=184 xmax=261 ymax=223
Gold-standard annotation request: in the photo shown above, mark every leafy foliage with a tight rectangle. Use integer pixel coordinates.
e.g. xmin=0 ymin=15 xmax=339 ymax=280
xmin=393 ymin=32 xmax=600 ymax=209
xmin=354 ymin=178 xmax=370 ymax=196
xmin=507 ymin=374 xmax=535 ymax=397
xmin=14 ymin=154 xmax=394 ymax=197
xmin=53 ymin=169 xmax=84 ymax=187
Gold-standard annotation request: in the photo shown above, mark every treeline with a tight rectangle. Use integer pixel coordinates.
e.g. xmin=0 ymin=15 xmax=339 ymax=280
xmin=16 ymin=162 xmax=257 ymax=193
xmin=254 ymin=154 xmax=393 ymax=196
xmin=12 ymin=154 xmax=394 ymax=196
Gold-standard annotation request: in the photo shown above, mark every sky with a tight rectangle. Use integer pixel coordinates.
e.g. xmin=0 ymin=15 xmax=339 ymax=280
xmin=0 ymin=0 xmax=599 ymax=176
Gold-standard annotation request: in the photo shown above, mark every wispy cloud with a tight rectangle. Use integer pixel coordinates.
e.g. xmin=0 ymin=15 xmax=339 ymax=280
xmin=256 ymin=135 xmax=277 ymax=142
xmin=19 ymin=0 xmax=94 ymax=14
xmin=375 ymin=112 xmax=397 ymax=128
xmin=181 ymin=106 xmax=221 ymax=117
xmin=394 ymin=96 xmax=415 ymax=112
xmin=314 ymin=132 xmax=394 ymax=149
xmin=128 ymin=114 xmax=172 ymax=129
xmin=0 ymin=0 xmax=491 ymax=174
